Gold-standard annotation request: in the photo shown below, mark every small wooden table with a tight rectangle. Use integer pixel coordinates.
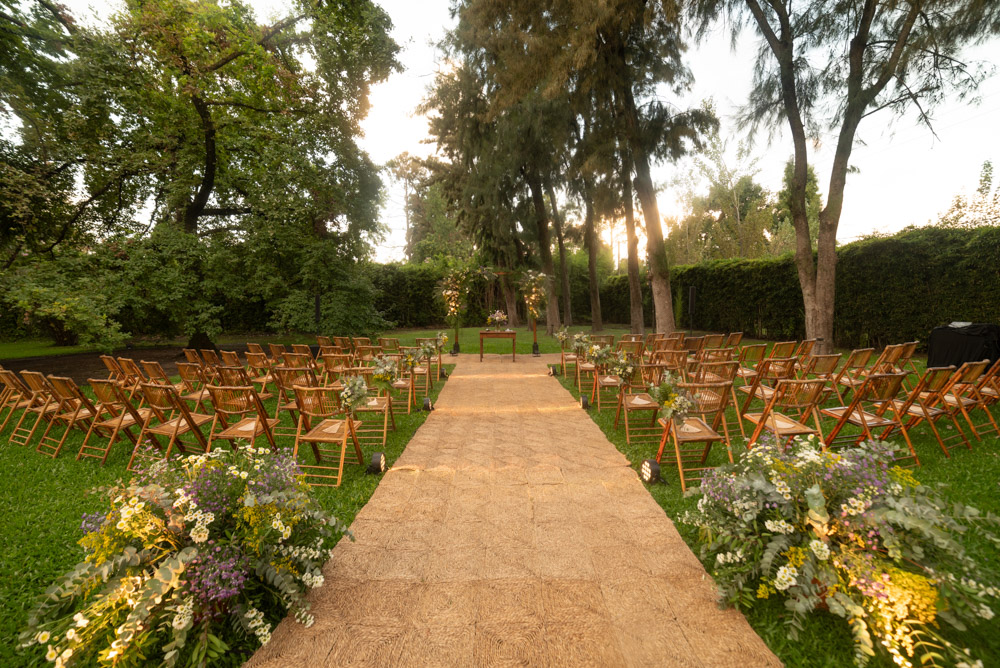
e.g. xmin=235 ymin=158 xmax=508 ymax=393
xmin=480 ymin=330 xmax=516 ymax=362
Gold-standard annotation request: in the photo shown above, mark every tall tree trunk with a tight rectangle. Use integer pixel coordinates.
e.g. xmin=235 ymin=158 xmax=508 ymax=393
xmin=525 ymin=166 xmax=560 ymax=334
xmin=499 ymin=271 xmax=520 ymax=328
xmin=546 ymin=178 xmax=572 ymax=327
xmin=583 ymin=185 xmax=603 ymax=332
xmin=620 ymin=149 xmax=644 ymax=335
xmin=618 ymin=84 xmax=674 ymax=333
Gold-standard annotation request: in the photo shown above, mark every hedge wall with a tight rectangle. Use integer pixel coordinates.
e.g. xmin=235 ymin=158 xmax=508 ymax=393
xmin=360 ymin=227 xmax=1000 ymax=342
xmin=658 ymin=226 xmax=1000 ymax=348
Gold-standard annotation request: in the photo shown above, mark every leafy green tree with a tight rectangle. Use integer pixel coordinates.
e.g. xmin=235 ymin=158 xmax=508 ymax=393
xmin=2 ymin=253 xmax=128 ymax=351
xmin=935 ymin=160 xmax=1000 ymax=228
xmin=454 ymin=0 xmax=714 ymax=333
xmin=673 ymin=130 xmax=775 ymax=260
xmin=689 ymin=0 xmax=999 ymax=351
xmin=772 ymin=159 xmax=822 ymax=255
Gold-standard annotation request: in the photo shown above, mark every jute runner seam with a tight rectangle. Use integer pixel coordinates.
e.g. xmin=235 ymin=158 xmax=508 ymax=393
xmin=246 ymin=354 xmax=780 ymax=667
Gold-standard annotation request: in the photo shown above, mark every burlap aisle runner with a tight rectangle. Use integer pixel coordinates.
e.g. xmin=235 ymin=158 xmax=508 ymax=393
xmin=247 ymin=354 xmax=779 ymax=667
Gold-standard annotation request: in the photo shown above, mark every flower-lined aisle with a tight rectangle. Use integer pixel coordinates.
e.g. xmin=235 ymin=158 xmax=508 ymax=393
xmin=20 ymin=448 xmax=350 ymax=667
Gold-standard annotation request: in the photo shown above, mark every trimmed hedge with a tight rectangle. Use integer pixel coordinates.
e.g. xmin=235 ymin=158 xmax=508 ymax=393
xmin=660 ymin=226 xmax=1000 ymax=348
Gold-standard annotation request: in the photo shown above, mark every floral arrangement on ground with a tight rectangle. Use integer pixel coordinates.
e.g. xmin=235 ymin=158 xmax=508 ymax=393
xmin=20 ymin=448 xmax=350 ymax=667
xmin=682 ymin=435 xmax=999 ymax=668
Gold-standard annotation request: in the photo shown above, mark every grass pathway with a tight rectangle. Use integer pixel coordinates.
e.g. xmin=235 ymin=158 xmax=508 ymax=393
xmin=247 ymin=354 xmax=778 ymax=667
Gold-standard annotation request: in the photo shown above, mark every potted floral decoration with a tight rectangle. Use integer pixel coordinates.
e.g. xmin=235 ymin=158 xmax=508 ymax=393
xmin=20 ymin=448 xmax=349 ymax=667
xmin=588 ymin=344 xmax=615 ymax=369
xmin=682 ymin=436 xmax=999 ymax=668
xmin=555 ymin=326 xmax=570 ymax=348
xmin=609 ymin=350 xmax=635 ymax=383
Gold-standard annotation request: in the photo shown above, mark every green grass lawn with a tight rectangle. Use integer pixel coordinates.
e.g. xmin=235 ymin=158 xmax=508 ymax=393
xmin=553 ymin=353 xmax=1000 ymax=668
xmin=0 ymin=369 xmax=452 ymax=666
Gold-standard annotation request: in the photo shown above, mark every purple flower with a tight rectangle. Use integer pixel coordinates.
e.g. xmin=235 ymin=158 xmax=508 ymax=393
xmin=80 ymin=512 xmax=105 ymax=534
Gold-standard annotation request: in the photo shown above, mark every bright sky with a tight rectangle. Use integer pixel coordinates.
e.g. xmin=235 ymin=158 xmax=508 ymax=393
xmin=58 ymin=0 xmax=1000 ymax=264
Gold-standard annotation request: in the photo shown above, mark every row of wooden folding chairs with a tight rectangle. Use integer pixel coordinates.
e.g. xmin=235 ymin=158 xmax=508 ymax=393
xmin=0 ymin=365 xmax=393 ymax=488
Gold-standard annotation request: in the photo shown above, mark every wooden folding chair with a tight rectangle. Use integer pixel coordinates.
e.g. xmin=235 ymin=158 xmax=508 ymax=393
xmin=379 ymin=338 xmax=401 ymax=354
xmin=666 ymin=331 xmax=686 ymax=345
xmin=100 ymin=355 xmax=128 ymax=385
xmin=895 ymin=341 xmax=920 ymax=386
xmin=702 ymin=334 xmax=725 ymax=348
xmin=737 ymin=357 xmax=797 ymax=417
xmin=883 ymin=366 xmax=965 ymax=459
xmin=346 ymin=368 xmax=395 ymax=448
xmin=219 ymin=350 xmax=242 ymax=368
xmin=247 ymin=342 xmax=266 ymax=357
xmin=799 ymin=353 xmax=841 ymax=385
xmin=273 ymin=366 xmax=320 ymax=434
xmin=970 ymin=358 xmax=1000 ymax=434
xmin=175 ymin=362 xmax=213 ymax=413
xmin=117 ymin=357 xmax=151 ymax=395
xmin=591 ymin=335 xmax=615 ymax=348
xmin=200 ymin=349 xmax=223 ymax=370
xmin=405 ymin=347 xmax=433 ymax=397
xmin=649 ymin=349 xmax=689 ymax=382
xmin=415 ymin=338 xmax=442 ymax=379
xmin=745 ymin=379 xmax=827 ymax=448
xmin=560 ymin=340 xmax=579 ymax=377
xmin=867 ymin=344 xmax=905 ymax=375
xmin=244 ymin=352 xmax=275 ymax=394
xmin=822 ymin=373 xmax=918 ymax=466
xmin=792 ymin=339 xmax=816 ymax=366
xmin=319 ymin=353 xmax=354 ymax=385
xmin=8 ymin=371 xmax=59 ymax=447
xmin=141 ymin=360 xmax=186 ymax=393
xmin=685 ymin=336 xmax=706 ymax=360
xmin=725 ymin=332 xmax=743 ymax=347
xmin=206 ymin=385 xmax=279 ymax=451
xmin=36 ymin=376 xmax=97 ymax=458
xmin=593 ymin=363 xmax=627 ymax=412
xmin=656 ymin=381 xmax=733 ymax=492
xmin=182 ymin=348 xmax=204 ymax=365
xmin=332 ymin=336 xmax=353 ymax=351
xmin=768 ymin=341 xmax=797 ymax=359
xmin=355 ymin=345 xmax=384 ymax=368
xmin=0 ymin=369 xmax=33 ymax=433
xmin=267 ymin=344 xmax=287 ymax=365
xmin=693 ymin=360 xmax=743 ymax=438
xmin=615 ymin=387 xmax=661 ymax=445
xmin=217 ymin=365 xmax=274 ymax=402
xmin=937 ymin=360 xmax=1000 ymax=441
xmin=735 ymin=344 xmax=766 ymax=386
xmin=78 ymin=379 xmax=151 ymax=466
xmin=832 ymin=348 xmax=875 ymax=403
xmin=317 ymin=335 xmax=333 ymax=347
xmin=292 ymin=386 xmax=363 ymax=487
xmin=129 ymin=383 xmax=212 ymax=471
xmin=282 ymin=351 xmax=314 ymax=370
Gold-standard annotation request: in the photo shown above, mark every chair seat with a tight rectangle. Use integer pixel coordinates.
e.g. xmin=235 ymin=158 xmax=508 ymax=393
xmin=356 ymin=396 xmax=390 ymax=412
xmin=837 ymin=376 xmax=865 ymax=388
xmin=940 ymin=393 xmax=976 ymax=408
xmin=598 ymin=375 xmax=622 ymax=388
xmin=391 ymin=379 xmax=410 ymax=389
xmin=55 ymin=406 xmax=96 ymax=421
xmin=182 ymin=389 xmax=209 ymax=403
xmin=657 ymin=416 xmax=723 ymax=442
xmin=579 ymin=363 xmax=596 ymax=372
xmin=820 ymin=406 xmax=895 ymax=428
xmin=95 ymin=408 xmax=152 ymax=430
xmin=624 ymin=393 xmax=658 ymax=410
xmin=148 ymin=412 xmax=213 ymax=435
xmin=888 ymin=399 xmax=945 ymax=418
xmin=302 ymin=418 xmax=350 ymax=442
xmin=744 ymin=411 xmax=816 ymax=436
xmin=217 ymin=417 xmax=280 ymax=439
